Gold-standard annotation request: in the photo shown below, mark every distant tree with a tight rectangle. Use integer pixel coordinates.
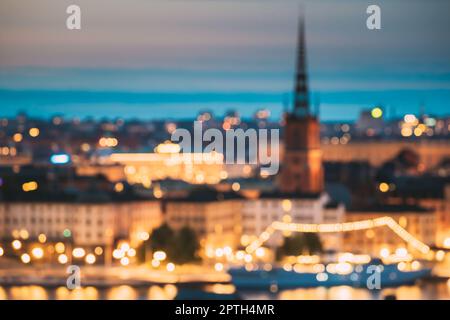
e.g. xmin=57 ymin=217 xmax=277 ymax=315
xmin=376 ymin=148 xmax=420 ymax=182
xmin=136 ymin=241 xmax=146 ymax=263
xmin=146 ymin=224 xmax=200 ymax=265
xmin=303 ymin=233 xmax=323 ymax=254
xmin=276 ymin=233 xmax=323 ymax=260
xmin=171 ymin=226 xmax=200 ymax=264
xmin=149 ymin=223 xmax=175 ymax=252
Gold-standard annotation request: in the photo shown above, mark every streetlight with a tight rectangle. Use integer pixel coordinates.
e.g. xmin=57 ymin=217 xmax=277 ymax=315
xmin=120 ymin=257 xmax=130 ymax=266
xmin=38 ymin=234 xmax=47 ymax=244
xmin=12 ymin=240 xmax=22 ymax=250
xmin=58 ymin=254 xmax=68 ymax=264
xmin=72 ymin=248 xmax=86 ymax=258
xmin=85 ymin=254 xmax=96 ymax=265
xmin=21 ymin=253 xmax=31 ymax=264
xmin=31 ymin=247 xmax=44 ymax=259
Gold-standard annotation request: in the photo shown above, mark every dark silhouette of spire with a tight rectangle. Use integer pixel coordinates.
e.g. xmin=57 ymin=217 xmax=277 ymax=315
xmin=293 ymin=12 xmax=309 ymax=117
xmin=279 ymin=7 xmax=324 ymax=195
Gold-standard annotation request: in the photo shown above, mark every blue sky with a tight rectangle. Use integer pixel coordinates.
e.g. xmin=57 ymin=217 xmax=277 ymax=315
xmin=0 ymin=0 xmax=449 ymax=120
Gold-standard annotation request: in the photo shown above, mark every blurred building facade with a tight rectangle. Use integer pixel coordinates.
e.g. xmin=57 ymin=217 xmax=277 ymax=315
xmin=0 ymin=200 xmax=162 ymax=248
xmin=164 ymin=188 xmax=243 ymax=250
xmin=322 ymin=140 xmax=450 ymax=171
xmin=164 ymin=188 xmax=345 ymax=253
xmin=241 ymin=193 xmax=345 ymax=251
xmin=108 ymin=142 xmax=226 ymax=185
xmin=344 ymin=205 xmax=436 ymax=257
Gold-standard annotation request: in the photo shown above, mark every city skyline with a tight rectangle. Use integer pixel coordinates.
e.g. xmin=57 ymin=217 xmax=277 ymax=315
xmin=0 ymin=2 xmax=449 ymax=302
xmin=1 ymin=0 xmax=450 ymax=120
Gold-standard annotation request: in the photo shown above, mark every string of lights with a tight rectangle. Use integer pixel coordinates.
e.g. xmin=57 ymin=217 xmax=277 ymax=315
xmin=245 ymin=216 xmax=432 ymax=255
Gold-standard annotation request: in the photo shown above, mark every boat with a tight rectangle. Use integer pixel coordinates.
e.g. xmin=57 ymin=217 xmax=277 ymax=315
xmin=229 ymin=259 xmax=431 ymax=290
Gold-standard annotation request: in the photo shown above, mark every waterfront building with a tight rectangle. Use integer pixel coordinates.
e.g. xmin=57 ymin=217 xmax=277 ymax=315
xmin=417 ymin=184 xmax=450 ymax=247
xmin=321 ymin=140 xmax=450 ymax=171
xmin=0 ymin=201 xmax=115 ymax=246
xmin=164 ymin=187 xmax=243 ymax=251
xmin=344 ymin=205 xmax=436 ymax=257
xmin=0 ymin=199 xmax=162 ymax=249
xmin=240 ymin=193 xmax=345 ymax=251
xmin=385 ymin=176 xmax=450 ymax=248
xmin=165 ymin=188 xmax=345 ymax=254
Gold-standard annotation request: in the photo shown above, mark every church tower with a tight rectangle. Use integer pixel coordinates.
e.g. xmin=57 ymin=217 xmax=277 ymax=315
xmin=278 ymin=16 xmax=324 ymax=194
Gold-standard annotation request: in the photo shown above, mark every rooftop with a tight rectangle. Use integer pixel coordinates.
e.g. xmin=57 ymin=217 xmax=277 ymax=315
xmin=348 ymin=203 xmax=433 ymax=214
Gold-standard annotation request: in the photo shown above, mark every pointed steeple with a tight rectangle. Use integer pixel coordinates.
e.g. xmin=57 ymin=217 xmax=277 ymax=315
xmin=293 ymin=12 xmax=310 ymax=117
xmin=279 ymin=8 xmax=324 ymax=195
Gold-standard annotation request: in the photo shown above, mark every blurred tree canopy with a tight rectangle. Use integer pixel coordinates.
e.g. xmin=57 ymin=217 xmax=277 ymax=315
xmin=138 ymin=223 xmax=200 ymax=264
xmin=276 ymin=233 xmax=323 ymax=260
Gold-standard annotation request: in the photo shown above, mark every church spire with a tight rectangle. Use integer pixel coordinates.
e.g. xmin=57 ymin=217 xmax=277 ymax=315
xmin=293 ymin=13 xmax=310 ymax=117
xmin=278 ymin=8 xmax=323 ymax=195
